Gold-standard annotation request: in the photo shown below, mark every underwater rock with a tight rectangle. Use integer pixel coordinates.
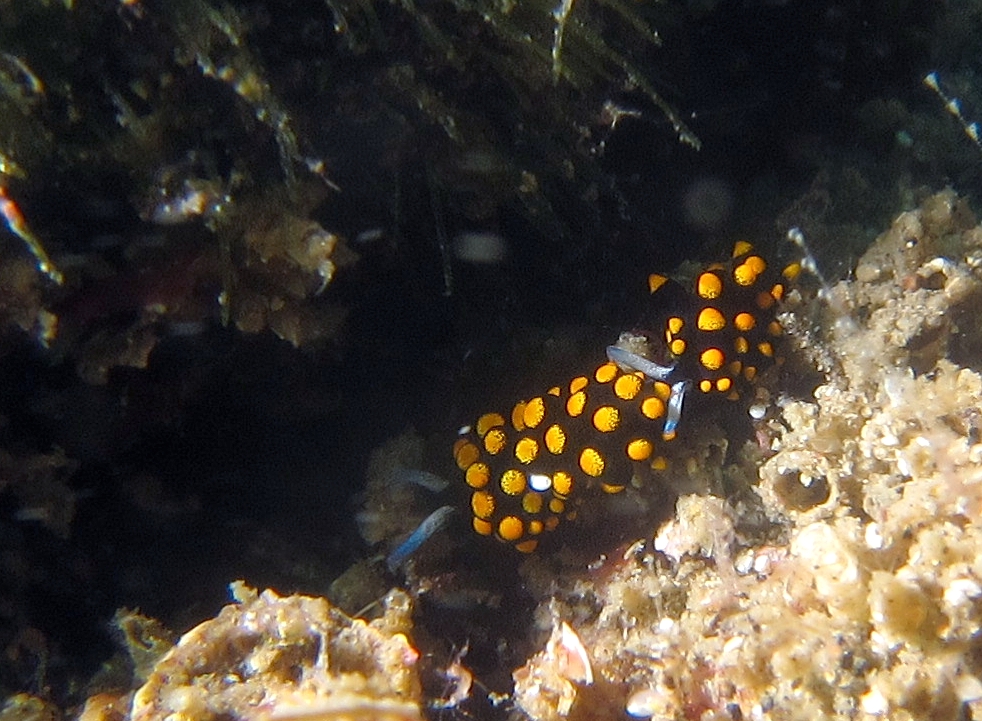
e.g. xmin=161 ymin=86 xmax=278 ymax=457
xmin=128 ymin=583 xmax=422 ymax=721
xmin=511 ymin=189 xmax=982 ymax=720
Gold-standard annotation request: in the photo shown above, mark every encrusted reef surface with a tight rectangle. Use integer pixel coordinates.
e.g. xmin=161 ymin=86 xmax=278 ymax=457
xmin=42 ymin=188 xmax=982 ymax=721
xmin=511 ymin=190 xmax=982 ymax=721
xmin=4 ymin=189 xmax=979 ymax=721
xmin=71 ymin=583 xmax=423 ymax=721
xmin=3 ymin=0 xmax=982 ymax=718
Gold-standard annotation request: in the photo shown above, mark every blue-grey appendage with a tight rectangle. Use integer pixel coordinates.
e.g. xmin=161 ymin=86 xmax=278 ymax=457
xmin=386 ymin=505 xmax=456 ymax=572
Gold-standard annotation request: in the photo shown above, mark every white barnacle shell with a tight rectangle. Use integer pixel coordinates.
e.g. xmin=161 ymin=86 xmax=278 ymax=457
xmin=550 ymin=621 xmax=593 ymax=685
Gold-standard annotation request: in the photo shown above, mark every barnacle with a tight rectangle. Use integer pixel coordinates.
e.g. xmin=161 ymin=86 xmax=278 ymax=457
xmin=512 ymin=619 xmax=594 ymax=718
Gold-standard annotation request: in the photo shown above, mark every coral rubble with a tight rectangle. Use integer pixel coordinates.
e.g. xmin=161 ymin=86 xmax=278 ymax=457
xmin=61 ymin=192 xmax=982 ymax=721
xmin=2 ymin=0 xmax=978 ymax=718
xmin=117 ymin=583 xmax=422 ymax=721
xmin=510 ymin=189 xmax=982 ymax=721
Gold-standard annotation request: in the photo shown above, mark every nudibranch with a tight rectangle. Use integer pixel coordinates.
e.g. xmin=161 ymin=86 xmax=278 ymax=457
xmin=451 ymin=241 xmax=803 ymax=553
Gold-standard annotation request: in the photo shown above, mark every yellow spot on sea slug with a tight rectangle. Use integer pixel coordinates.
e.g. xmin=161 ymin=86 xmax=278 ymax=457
xmin=473 ymin=517 xmax=493 ymax=535
xmin=454 ymin=440 xmax=479 ymax=469
xmin=734 ymin=312 xmax=756 ymax=331
xmin=566 ymin=390 xmax=587 ymax=417
xmin=465 ymin=462 xmax=490 ymax=488
xmin=553 ymin=471 xmax=573 ymax=497
xmin=626 ymin=438 xmax=654 ymax=461
xmin=522 ymin=492 xmax=543 ymax=514
xmin=515 ymin=437 xmax=539 ymax=464
xmin=697 ymin=271 xmax=723 ymax=299
xmin=498 ymin=515 xmax=524 ymax=542
xmin=500 ymin=469 xmax=527 ymax=495
xmin=471 ymin=491 xmax=495 ymax=519
xmin=697 ymin=307 xmax=726 ymax=331
xmin=569 ymin=376 xmax=588 ymax=394
xmin=592 ymin=405 xmax=620 ymax=432
xmin=595 ymin=362 xmax=618 ymax=383
xmin=648 ymin=273 xmax=669 ymax=293
xmin=579 ymin=447 xmax=605 ymax=477
xmin=641 ymin=396 xmax=665 ymax=420
xmin=484 ymin=428 xmax=506 ymax=455
xmin=734 ymin=255 xmax=766 ymax=286
xmin=544 ymin=424 xmax=567 ymax=454
xmin=476 ymin=413 xmax=505 ymax=437
xmin=511 ymin=402 xmax=526 ymax=431
xmin=614 ymin=373 xmax=642 ymax=400
xmin=523 ymin=397 xmax=545 ymax=429
xmin=700 ymin=347 xmax=725 ymax=371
